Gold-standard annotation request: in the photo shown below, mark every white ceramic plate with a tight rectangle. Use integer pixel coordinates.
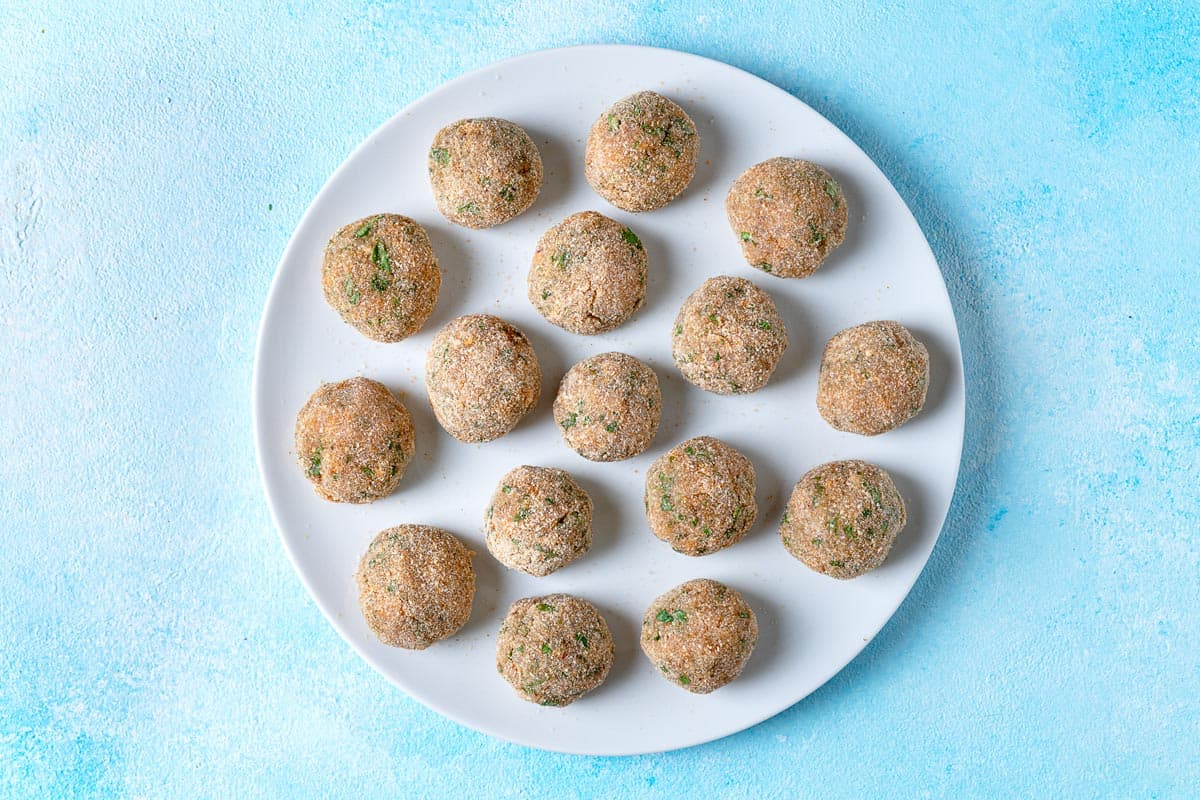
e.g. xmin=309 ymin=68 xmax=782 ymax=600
xmin=253 ymin=45 xmax=964 ymax=755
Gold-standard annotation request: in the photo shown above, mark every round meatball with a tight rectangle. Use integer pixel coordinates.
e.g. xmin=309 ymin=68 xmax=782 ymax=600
xmin=425 ymin=314 xmax=541 ymax=443
xmin=725 ymin=157 xmax=848 ymax=278
xmin=428 ymin=118 xmax=542 ymax=228
xmin=584 ymin=91 xmax=700 ymax=212
xmin=485 ymin=466 xmax=593 ymax=576
xmin=816 ymin=320 xmax=929 ymax=435
xmin=672 ymin=275 xmax=788 ymax=395
xmin=528 ymin=211 xmax=648 ymax=335
xmin=645 ymin=436 xmax=757 ymax=556
xmin=554 ymin=352 xmax=661 ymax=461
xmin=294 ymin=377 xmax=415 ymax=503
xmin=321 ymin=214 xmax=441 ymax=341
xmin=780 ymin=460 xmax=906 ymax=579
xmin=355 ymin=525 xmax=475 ymax=649
xmin=640 ymin=579 xmax=757 ymax=694
xmin=496 ymin=594 xmax=615 ymax=707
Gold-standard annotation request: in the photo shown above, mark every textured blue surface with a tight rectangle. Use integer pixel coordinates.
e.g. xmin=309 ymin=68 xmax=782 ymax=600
xmin=2 ymin=2 xmax=1198 ymax=797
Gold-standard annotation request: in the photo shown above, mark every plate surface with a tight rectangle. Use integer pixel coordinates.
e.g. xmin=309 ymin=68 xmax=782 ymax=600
xmin=253 ymin=45 xmax=964 ymax=755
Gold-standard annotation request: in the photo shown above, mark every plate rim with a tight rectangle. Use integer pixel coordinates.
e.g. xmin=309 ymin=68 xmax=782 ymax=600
xmin=251 ymin=43 xmax=967 ymax=756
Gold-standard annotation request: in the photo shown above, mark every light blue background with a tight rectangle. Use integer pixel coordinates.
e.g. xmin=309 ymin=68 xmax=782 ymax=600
xmin=2 ymin=2 xmax=1197 ymax=797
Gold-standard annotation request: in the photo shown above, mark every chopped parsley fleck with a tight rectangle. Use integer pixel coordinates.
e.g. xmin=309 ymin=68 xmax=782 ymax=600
xmin=498 ymin=184 xmax=516 ymax=202
xmin=541 ymin=288 xmax=550 ymax=300
xmin=575 ymin=632 xmax=589 ymax=648
xmin=829 ymin=560 xmax=845 ymax=568
xmin=678 ymin=674 xmax=691 ymax=685
xmin=605 ymin=422 xmax=618 ymax=433
xmin=824 ymin=178 xmax=839 ymax=205
xmin=307 ymin=449 xmax=322 ymax=478
xmin=372 ymin=241 xmax=391 ymax=273
xmin=808 ymin=219 xmax=826 ymax=245
xmin=354 ymin=220 xmax=373 ymax=238
xmin=457 ymin=201 xmax=479 ymax=214
xmin=514 ymin=508 xmax=529 ymax=522
xmin=551 ymin=249 xmax=571 ymax=269
xmin=607 ymin=113 xmax=620 ymax=131
xmin=536 ymin=603 xmax=555 ymax=612
xmin=757 ymin=262 xmax=773 ymax=273
xmin=429 ymin=146 xmax=450 ymax=165
xmin=370 ymin=273 xmax=390 ymax=291
xmin=501 ymin=484 xmax=512 ymax=493
xmin=621 ymin=227 xmax=643 ymax=249
xmin=540 ymin=642 xmax=552 ymax=653
xmin=740 ymin=231 xmax=755 ymax=243
xmin=756 ymin=319 xmax=772 ymax=330
xmin=674 ymin=324 xmax=683 ymax=335
xmin=343 ymin=277 xmax=361 ymax=305
xmin=655 ymin=610 xmax=672 ymax=623
xmin=560 ymin=412 xmax=577 ymax=429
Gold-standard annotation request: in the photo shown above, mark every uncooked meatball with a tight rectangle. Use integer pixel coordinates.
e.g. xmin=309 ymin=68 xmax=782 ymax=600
xmin=425 ymin=314 xmax=541 ymax=443
xmin=527 ymin=211 xmax=648 ymax=335
xmin=584 ymin=91 xmax=700 ymax=212
xmin=294 ymin=377 xmax=415 ymax=503
xmin=496 ymin=594 xmax=615 ymax=707
xmin=780 ymin=460 xmax=906 ymax=579
xmin=485 ymin=466 xmax=593 ymax=576
xmin=645 ymin=436 xmax=757 ymax=556
xmin=322 ymin=214 xmax=441 ymax=341
xmin=640 ymin=579 xmax=757 ymax=694
xmin=725 ymin=157 xmax=848 ymax=278
xmin=428 ymin=117 xmax=543 ymax=228
xmin=355 ymin=525 xmax=475 ymax=649
xmin=816 ymin=320 xmax=929 ymax=435
xmin=554 ymin=352 xmax=661 ymax=461
xmin=671 ymin=275 xmax=788 ymax=395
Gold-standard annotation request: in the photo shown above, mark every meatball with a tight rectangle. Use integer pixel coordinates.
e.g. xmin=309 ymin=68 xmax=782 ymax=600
xmin=671 ymin=275 xmax=788 ymax=395
xmin=496 ymin=594 xmax=615 ymax=707
xmin=780 ymin=460 xmax=906 ymax=579
xmin=485 ymin=466 xmax=593 ymax=576
xmin=584 ymin=91 xmax=700 ymax=212
xmin=321 ymin=214 xmax=441 ymax=341
xmin=816 ymin=320 xmax=929 ymax=435
xmin=725 ymin=157 xmax=848 ymax=278
xmin=294 ymin=377 xmax=415 ymax=503
xmin=428 ymin=118 xmax=542 ymax=228
xmin=527 ymin=211 xmax=648 ymax=335
xmin=554 ymin=352 xmax=661 ymax=461
xmin=645 ymin=436 xmax=757 ymax=556
xmin=425 ymin=314 xmax=541 ymax=443
xmin=640 ymin=579 xmax=757 ymax=694
xmin=355 ymin=525 xmax=475 ymax=649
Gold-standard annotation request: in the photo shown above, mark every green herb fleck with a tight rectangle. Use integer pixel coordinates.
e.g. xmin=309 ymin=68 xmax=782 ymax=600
xmin=756 ymin=319 xmax=772 ymax=330
xmin=354 ymin=220 xmax=373 ymax=238
xmin=540 ymin=642 xmax=552 ymax=654
xmin=370 ymin=273 xmax=390 ymax=291
xmin=829 ymin=560 xmax=845 ymax=568
xmin=307 ymin=449 xmax=322 ymax=478
xmin=457 ymin=201 xmax=479 ymax=214
xmin=501 ymin=484 xmax=512 ymax=493
xmin=678 ymin=674 xmax=691 ymax=685
xmin=541 ymin=289 xmax=551 ymax=300
xmin=673 ymin=609 xmax=687 ymax=623
xmin=757 ymin=262 xmax=773 ymax=273
xmin=551 ymin=249 xmax=571 ymax=270
xmin=343 ymin=277 xmax=361 ymax=305
xmin=514 ymin=508 xmax=529 ymax=522
xmin=561 ymin=412 xmax=577 ymax=429
xmin=536 ymin=603 xmax=556 ymax=612
xmin=429 ymin=146 xmax=450 ymax=165
xmin=655 ymin=610 xmax=672 ymax=623
xmin=740 ymin=231 xmax=755 ymax=243
xmin=808 ymin=220 xmax=826 ymax=245
xmin=607 ymin=113 xmax=620 ymax=131
xmin=824 ymin=178 xmax=839 ymax=205
xmin=621 ymin=227 xmax=643 ymax=249
xmin=361 ymin=466 xmax=374 ymax=478
xmin=372 ymin=241 xmax=391 ymax=273
xmin=575 ymin=632 xmax=589 ymax=649
xmin=605 ymin=422 xmax=618 ymax=433
xmin=498 ymin=184 xmax=516 ymax=202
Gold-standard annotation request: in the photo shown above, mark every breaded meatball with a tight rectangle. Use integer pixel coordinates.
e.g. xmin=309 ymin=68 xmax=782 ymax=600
xmin=780 ymin=460 xmax=906 ymax=579
xmin=425 ymin=314 xmax=541 ymax=443
xmin=725 ymin=157 xmax=848 ymax=278
xmin=816 ymin=320 xmax=929 ymax=435
xmin=671 ymin=275 xmax=788 ymax=395
xmin=645 ymin=436 xmax=757 ymax=556
xmin=528 ymin=211 xmax=648 ymax=335
xmin=496 ymin=594 xmax=615 ymax=707
xmin=294 ymin=377 xmax=415 ymax=503
xmin=428 ymin=117 xmax=543 ymax=228
xmin=640 ymin=579 xmax=757 ymax=694
xmin=485 ymin=466 xmax=593 ymax=576
xmin=355 ymin=525 xmax=475 ymax=649
xmin=554 ymin=352 xmax=661 ymax=461
xmin=321 ymin=214 xmax=441 ymax=341
xmin=584 ymin=91 xmax=699 ymax=212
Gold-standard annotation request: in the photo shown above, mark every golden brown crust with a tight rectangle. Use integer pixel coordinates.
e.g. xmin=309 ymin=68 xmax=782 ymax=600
xmin=640 ymin=579 xmax=757 ymax=694
xmin=425 ymin=314 xmax=541 ymax=443
xmin=725 ymin=157 xmax=848 ymax=278
xmin=355 ymin=525 xmax=475 ymax=649
xmin=428 ymin=118 xmax=542 ymax=228
xmin=816 ymin=320 xmax=929 ymax=435
xmin=780 ymin=460 xmax=906 ymax=579
xmin=671 ymin=275 xmax=788 ymax=395
xmin=584 ymin=91 xmax=699 ymax=212
xmin=553 ymin=352 xmax=661 ymax=461
xmin=484 ymin=466 xmax=593 ymax=576
xmin=644 ymin=436 xmax=757 ymax=556
xmin=527 ymin=211 xmax=648 ymax=335
xmin=293 ymin=377 xmax=415 ymax=503
xmin=321 ymin=214 xmax=441 ymax=341
xmin=495 ymin=594 xmax=614 ymax=706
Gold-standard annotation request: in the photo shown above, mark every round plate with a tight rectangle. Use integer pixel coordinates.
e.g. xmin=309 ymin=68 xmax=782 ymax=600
xmin=253 ymin=45 xmax=964 ymax=755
